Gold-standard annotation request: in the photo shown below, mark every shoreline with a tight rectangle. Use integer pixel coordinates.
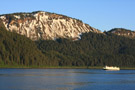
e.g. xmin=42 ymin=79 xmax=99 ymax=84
xmin=0 ymin=66 xmax=135 ymax=70
xmin=0 ymin=66 xmax=102 ymax=69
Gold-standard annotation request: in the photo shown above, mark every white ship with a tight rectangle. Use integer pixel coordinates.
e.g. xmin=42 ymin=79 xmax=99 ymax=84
xmin=103 ymin=66 xmax=120 ymax=70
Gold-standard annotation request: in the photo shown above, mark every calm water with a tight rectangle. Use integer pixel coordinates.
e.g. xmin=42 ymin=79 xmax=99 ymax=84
xmin=0 ymin=69 xmax=135 ymax=90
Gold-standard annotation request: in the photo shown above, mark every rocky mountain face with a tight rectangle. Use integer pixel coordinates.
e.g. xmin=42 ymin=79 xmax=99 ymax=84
xmin=109 ymin=28 xmax=135 ymax=38
xmin=0 ymin=11 xmax=101 ymax=40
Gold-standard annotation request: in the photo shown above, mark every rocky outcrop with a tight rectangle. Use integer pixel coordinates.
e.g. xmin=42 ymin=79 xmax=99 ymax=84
xmin=0 ymin=11 xmax=101 ymax=40
xmin=109 ymin=28 xmax=135 ymax=38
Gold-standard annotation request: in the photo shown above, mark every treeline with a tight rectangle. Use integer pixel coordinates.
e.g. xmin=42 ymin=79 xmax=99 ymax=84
xmin=0 ymin=23 xmax=50 ymax=66
xmin=36 ymin=32 xmax=135 ymax=67
xmin=0 ymin=20 xmax=135 ymax=67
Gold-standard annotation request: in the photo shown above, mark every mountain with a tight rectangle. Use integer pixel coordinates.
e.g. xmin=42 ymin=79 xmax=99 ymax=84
xmin=0 ymin=11 xmax=101 ymax=40
xmin=109 ymin=28 xmax=135 ymax=38
xmin=1 ymin=24 xmax=135 ymax=67
xmin=0 ymin=11 xmax=135 ymax=68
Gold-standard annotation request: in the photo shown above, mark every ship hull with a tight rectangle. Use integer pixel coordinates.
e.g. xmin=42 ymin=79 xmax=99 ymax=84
xmin=103 ymin=66 xmax=120 ymax=70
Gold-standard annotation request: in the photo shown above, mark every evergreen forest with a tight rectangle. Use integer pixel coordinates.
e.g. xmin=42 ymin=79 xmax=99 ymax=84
xmin=0 ymin=21 xmax=135 ymax=68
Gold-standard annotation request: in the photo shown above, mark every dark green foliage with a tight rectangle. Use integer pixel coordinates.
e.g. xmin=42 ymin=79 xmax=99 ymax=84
xmin=0 ymin=23 xmax=49 ymax=66
xmin=0 ymin=19 xmax=6 ymax=30
xmin=36 ymin=32 xmax=135 ymax=67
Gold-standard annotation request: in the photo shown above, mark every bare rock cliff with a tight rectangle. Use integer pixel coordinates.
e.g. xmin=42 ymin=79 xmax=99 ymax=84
xmin=0 ymin=11 xmax=101 ymax=40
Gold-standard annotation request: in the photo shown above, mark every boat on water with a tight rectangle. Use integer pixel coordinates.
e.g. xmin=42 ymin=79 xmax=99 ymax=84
xmin=103 ymin=66 xmax=120 ymax=70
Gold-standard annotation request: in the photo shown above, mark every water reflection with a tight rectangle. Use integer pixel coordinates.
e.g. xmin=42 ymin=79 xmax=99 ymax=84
xmin=66 ymin=82 xmax=94 ymax=85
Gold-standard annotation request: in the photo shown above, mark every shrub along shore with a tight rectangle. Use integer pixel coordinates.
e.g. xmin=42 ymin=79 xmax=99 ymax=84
xmin=0 ymin=65 xmax=135 ymax=70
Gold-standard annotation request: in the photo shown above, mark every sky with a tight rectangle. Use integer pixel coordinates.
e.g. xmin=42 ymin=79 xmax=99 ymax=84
xmin=0 ymin=0 xmax=135 ymax=31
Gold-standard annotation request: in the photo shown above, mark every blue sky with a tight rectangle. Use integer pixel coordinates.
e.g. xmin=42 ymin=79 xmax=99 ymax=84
xmin=0 ymin=0 xmax=135 ymax=31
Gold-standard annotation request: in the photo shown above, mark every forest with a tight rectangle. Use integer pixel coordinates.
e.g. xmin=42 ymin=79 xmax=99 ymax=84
xmin=0 ymin=21 xmax=135 ymax=68
xmin=36 ymin=31 xmax=135 ymax=67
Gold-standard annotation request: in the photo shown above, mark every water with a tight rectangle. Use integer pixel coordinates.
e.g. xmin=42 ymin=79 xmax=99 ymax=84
xmin=0 ymin=69 xmax=135 ymax=90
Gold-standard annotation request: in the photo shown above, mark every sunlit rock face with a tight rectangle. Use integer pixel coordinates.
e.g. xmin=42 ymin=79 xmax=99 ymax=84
xmin=0 ymin=11 xmax=101 ymax=40
xmin=109 ymin=28 xmax=135 ymax=38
